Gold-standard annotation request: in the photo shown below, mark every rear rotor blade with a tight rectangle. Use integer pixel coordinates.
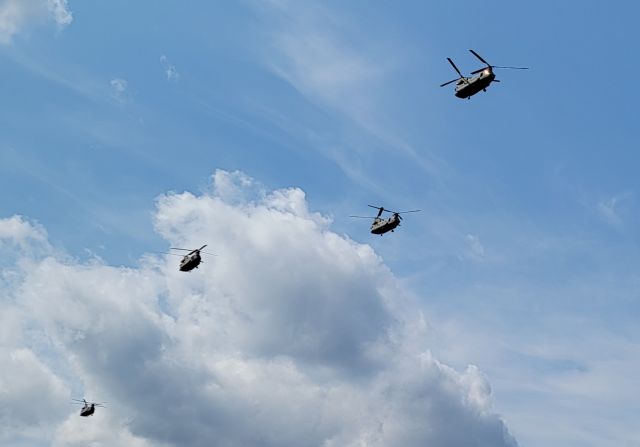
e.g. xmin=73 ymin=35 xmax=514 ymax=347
xmin=350 ymin=215 xmax=377 ymax=219
xmin=198 ymin=245 xmax=207 ymax=251
xmin=393 ymin=209 xmax=422 ymax=214
xmin=170 ymin=248 xmax=193 ymax=251
xmin=446 ymin=58 xmax=463 ymax=77
xmin=469 ymin=49 xmax=490 ymax=66
xmin=367 ymin=205 xmax=383 ymax=210
xmin=493 ymin=65 xmax=529 ymax=70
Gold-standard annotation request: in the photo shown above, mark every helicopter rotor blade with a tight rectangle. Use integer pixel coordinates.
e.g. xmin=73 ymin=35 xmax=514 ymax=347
xmin=469 ymin=49 xmax=490 ymax=66
xmin=170 ymin=248 xmax=193 ymax=251
xmin=440 ymin=78 xmax=460 ymax=87
xmin=390 ymin=209 xmax=422 ymax=214
xmin=492 ymin=79 xmax=501 ymax=82
xmin=492 ymin=65 xmax=529 ymax=70
xmin=198 ymin=245 xmax=207 ymax=251
xmin=446 ymin=57 xmax=463 ymax=77
xmin=367 ymin=205 xmax=385 ymax=218
xmin=350 ymin=215 xmax=377 ymax=219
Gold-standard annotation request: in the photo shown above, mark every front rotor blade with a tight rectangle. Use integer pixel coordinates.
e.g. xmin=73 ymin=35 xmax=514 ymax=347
xmin=350 ymin=215 xmax=377 ymax=219
xmin=367 ymin=205 xmax=383 ymax=210
xmin=470 ymin=67 xmax=490 ymax=74
xmin=199 ymin=245 xmax=207 ymax=251
xmin=170 ymin=248 xmax=193 ymax=251
xmin=440 ymin=78 xmax=459 ymax=87
xmin=469 ymin=49 xmax=490 ymax=66
xmin=447 ymin=58 xmax=463 ymax=77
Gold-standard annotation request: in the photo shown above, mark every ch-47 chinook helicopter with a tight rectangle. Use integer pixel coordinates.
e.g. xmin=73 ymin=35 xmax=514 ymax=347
xmin=72 ymin=399 xmax=106 ymax=417
xmin=350 ymin=205 xmax=421 ymax=235
xmin=440 ymin=49 xmax=529 ymax=99
xmin=167 ymin=245 xmax=215 ymax=272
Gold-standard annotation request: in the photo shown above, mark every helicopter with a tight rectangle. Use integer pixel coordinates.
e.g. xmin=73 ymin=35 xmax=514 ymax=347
xmin=167 ymin=245 xmax=215 ymax=271
xmin=440 ymin=49 xmax=529 ymax=99
xmin=350 ymin=205 xmax=421 ymax=235
xmin=72 ymin=399 xmax=106 ymax=417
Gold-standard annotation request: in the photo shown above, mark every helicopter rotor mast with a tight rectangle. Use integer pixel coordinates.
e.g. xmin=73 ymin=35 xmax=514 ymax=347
xmin=440 ymin=58 xmax=467 ymax=87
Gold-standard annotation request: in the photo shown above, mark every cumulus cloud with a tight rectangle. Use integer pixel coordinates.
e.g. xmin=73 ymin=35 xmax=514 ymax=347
xmin=0 ymin=215 xmax=48 ymax=245
xmin=0 ymin=171 xmax=517 ymax=446
xmin=0 ymin=0 xmax=72 ymax=44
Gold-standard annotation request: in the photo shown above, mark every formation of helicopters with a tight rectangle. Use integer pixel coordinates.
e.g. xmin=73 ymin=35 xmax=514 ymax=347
xmin=68 ymin=48 xmax=525 ymax=419
xmin=161 ymin=50 xmax=526 ymax=270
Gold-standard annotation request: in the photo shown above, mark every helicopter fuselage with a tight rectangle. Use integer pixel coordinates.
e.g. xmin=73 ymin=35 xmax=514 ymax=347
xmin=370 ymin=216 xmax=401 ymax=235
xmin=455 ymin=69 xmax=495 ymax=98
xmin=80 ymin=405 xmax=95 ymax=417
xmin=179 ymin=252 xmax=202 ymax=271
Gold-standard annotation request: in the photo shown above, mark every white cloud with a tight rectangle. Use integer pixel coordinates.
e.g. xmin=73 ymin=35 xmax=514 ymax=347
xmin=110 ymin=78 xmax=128 ymax=103
xmin=0 ymin=214 xmax=48 ymax=244
xmin=596 ymin=193 xmax=632 ymax=228
xmin=160 ymin=54 xmax=180 ymax=81
xmin=48 ymin=0 xmax=72 ymax=27
xmin=0 ymin=172 xmax=517 ymax=446
xmin=466 ymin=233 xmax=485 ymax=260
xmin=0 ymin=0 xmax=72 ymax=44
xmin=0 ymin=348 xmax=69 ymax=442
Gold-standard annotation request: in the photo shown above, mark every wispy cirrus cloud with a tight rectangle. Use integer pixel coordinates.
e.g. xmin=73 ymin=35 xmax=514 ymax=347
xmin=160 ymin=54 xmax=180 ymax=81
xmin=0 ymin=0 xmax=72 ymax=44
xmin=257 ymin=1 xmax=446 ymax=183
xmin=596 ymin=192 xmax=632 ymax=228
xmin=110 ymin=77 xmax=129 ymax=103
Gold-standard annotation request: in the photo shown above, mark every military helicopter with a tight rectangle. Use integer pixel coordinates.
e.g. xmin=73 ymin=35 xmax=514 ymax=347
xmin=167 ymin=245 xmax=215 ymax=271
xmin=440 ymin=49 xmax=529 ymax=99
xmin=72 ymin=399 xmax=106 ymax=417
xmin=350 ymin=205 xmax=421 ymax=235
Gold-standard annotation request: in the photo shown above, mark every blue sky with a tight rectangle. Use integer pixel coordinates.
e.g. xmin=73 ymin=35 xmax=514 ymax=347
xmin=1 ymin=1 xmax=639 ymax=446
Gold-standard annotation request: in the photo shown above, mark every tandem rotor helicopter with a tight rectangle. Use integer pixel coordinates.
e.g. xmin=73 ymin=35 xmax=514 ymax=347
xmin=350 ymin=205 xmax=421 ymax=235
xmin=72 ymin=399 xmax=106 ymax=417
xmin=166 ymin=245 xmax=216 ymax=272
xmin=440 ymin=49 xmax=529 ymax=99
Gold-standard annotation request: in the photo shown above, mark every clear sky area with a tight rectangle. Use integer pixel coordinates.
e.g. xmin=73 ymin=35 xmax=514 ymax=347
xmin=1 ymin=1 xmax=638 ymax=446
